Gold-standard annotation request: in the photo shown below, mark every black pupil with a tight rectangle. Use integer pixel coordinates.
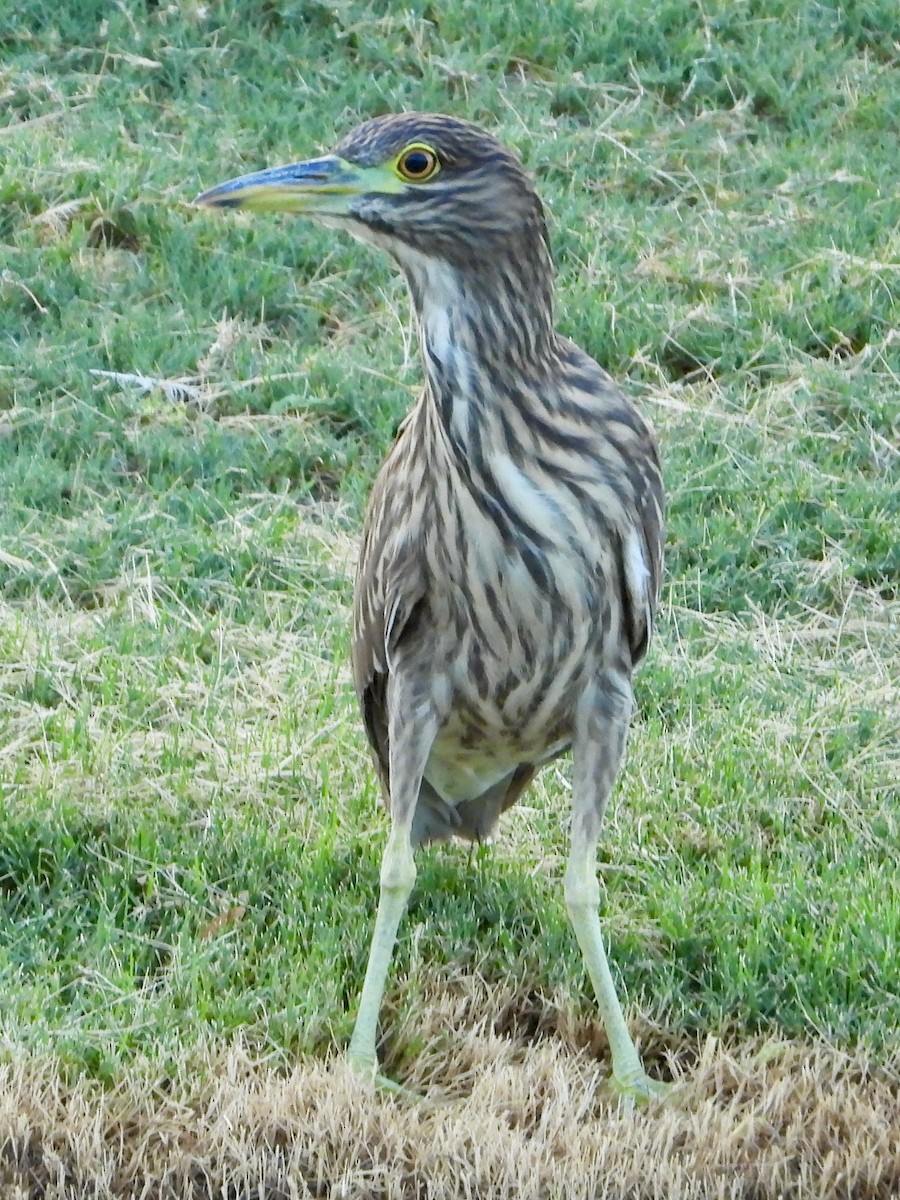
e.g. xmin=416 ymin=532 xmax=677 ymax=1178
xmin=404 ymin=150 xmax=432 ymax=177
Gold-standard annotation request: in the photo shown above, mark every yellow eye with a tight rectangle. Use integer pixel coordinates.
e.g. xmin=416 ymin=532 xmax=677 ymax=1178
xmin=396 ymin=144 xmax=440 ymax=183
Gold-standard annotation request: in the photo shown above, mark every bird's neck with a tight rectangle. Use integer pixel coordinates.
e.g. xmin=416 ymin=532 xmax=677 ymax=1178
xmin=398 ymin=247 xmax=560 ymax=439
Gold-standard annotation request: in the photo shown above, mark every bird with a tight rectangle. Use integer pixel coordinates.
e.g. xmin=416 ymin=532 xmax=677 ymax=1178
xmin=196 ymin=112 xmax=667 ymax=1102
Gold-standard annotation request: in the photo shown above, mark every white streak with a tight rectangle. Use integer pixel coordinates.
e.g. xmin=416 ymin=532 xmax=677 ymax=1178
xmin=490 ymin=452 xmax=561 ymax=532
xmin=393 ymin=246 xmax=474 ymax=397
xmin=623 ymin=527 xmax=652 ymax=628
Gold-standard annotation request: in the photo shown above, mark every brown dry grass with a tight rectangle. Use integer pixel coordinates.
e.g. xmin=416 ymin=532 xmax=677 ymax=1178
xmin=2 ymin=980 xmax=898 ymax=1200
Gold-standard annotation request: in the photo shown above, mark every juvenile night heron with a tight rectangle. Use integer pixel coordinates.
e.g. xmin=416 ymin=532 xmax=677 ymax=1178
xmin=197 ymin=113 xmax=667 ymax=1101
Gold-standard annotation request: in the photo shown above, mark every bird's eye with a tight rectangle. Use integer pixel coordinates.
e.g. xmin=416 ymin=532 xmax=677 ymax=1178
xmin=396 ymin=144 xmax=440 ymax=182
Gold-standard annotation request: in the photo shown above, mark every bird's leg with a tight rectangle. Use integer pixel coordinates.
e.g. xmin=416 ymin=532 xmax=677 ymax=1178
xmin=347 ymin=824 xmax=417 ymax=1086
xmin=348 ymin=678 xmax=439 ymax=1088
xmin=565 ymin=670 xmax=670 ymax=1104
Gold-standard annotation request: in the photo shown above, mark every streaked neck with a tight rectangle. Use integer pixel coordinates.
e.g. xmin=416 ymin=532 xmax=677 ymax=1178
xmin=396 ymin=246 xmax=559 ymax=415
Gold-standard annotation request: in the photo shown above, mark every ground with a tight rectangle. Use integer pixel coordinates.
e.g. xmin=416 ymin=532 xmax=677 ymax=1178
xmin=1 ymin=1 xmax=898 ymax=1196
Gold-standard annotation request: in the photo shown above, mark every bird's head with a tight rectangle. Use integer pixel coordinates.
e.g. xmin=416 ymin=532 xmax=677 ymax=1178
xmin=195 ymin=112 xmax=550 ymax=273
xmin=197 ymin=113 xmax=560 ymax=371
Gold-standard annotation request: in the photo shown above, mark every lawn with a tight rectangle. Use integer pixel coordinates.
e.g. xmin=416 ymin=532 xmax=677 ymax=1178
xmin=1 ymin=1 xmax=898 ymax=1196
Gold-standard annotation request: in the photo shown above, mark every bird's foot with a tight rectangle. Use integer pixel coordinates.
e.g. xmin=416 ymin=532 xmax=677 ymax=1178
xmin=609 ymin=1064 xmax=675 ymax=1106
xmin=347 ymin=1050 xmax=421 ymax=1103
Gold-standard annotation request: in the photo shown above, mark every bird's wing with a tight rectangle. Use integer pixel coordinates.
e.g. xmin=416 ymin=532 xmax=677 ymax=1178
xmin=621 ymin=429 xmax=665 ymax=667
xmin=351 ymin=429 xmax=428 ymax=799
xmin=561 ymin=342 xmax=665 ymax=667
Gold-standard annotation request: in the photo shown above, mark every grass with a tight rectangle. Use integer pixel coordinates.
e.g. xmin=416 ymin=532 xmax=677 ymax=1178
xmin=1 ymin=0 xmax=898 ymax=1195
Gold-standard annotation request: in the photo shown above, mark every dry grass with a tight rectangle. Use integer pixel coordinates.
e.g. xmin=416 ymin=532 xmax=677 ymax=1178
xmin=4 ymin=7 xmax=899 ymax=1196
xmin=2 ymin=979 xmax=898 ymax=1200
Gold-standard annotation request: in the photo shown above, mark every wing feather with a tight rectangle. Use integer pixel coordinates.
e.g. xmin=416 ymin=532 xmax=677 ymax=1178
xmin=351 ymin=421 xmax=428 ymax=797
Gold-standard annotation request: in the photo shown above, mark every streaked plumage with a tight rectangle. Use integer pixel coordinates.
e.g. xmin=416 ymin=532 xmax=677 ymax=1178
xmin=197 ymin=112 xmax=668 ymax=1101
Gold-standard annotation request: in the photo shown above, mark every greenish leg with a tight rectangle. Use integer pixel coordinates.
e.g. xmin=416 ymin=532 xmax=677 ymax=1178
xmin=347 ymin=824 xmax=417 ymax=1079
xmin=348 ymin=678 xmax=439 ymax=1087
xmin=565 ymin=672 xmax=671 ymax=1104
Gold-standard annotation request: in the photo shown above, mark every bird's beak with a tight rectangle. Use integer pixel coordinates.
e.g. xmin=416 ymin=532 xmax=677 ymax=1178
xmin=194 ymin=155 xmax=368 ymax=216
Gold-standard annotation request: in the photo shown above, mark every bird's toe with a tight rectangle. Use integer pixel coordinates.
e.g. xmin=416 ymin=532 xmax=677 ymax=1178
xmin=347 ymin=1050 xmax=422 ymax=1102
xmin=347 ymin=1047 xmax=378 ymax=1081
xmin=609 ymin=1067 xmax=675 ymax=1107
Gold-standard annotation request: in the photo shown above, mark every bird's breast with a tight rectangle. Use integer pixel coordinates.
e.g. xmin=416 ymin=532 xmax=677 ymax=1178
xmin=416 ymin=525 xmax=605 ymax=805
xmin=366 ymin=399 xmax=631 ymax=799
xmin=428 ymin=522 xmax=598 ymax=740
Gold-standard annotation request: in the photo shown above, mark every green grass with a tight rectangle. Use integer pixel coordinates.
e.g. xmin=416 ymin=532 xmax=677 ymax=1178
xmin=1 ymin=0 xmax=898 ymax=1086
